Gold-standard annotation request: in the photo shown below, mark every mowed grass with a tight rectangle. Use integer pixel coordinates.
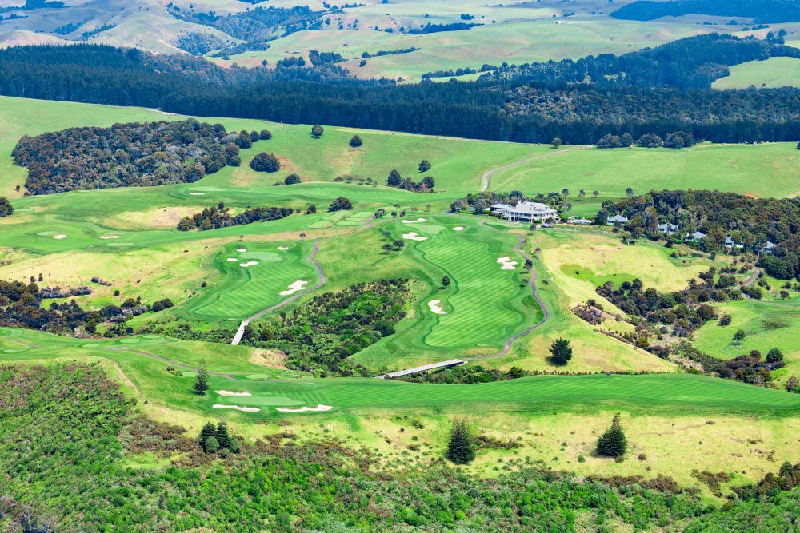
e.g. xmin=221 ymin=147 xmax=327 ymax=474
xmin=176 ymin=241 xmax=319 ymax=321
xmin=712 ymin=57 xmax=800 ymax=89
xmin=488 ymin=143 xmax=800 ymax=199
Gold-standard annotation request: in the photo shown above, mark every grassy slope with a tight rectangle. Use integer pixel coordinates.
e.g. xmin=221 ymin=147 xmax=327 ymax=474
xmin=712 ymin=57 xmax=800 ymax=89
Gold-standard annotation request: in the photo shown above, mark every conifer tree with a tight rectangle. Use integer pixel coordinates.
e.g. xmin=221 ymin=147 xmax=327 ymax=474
xmin=199 ymin=422 xmax=216 ymax=449
xmin=597 ymin=413 xmax=627 ymax=458
xmin=549 ymin=338 xmax=573 ymax=365
xmin=216 ymin=421 xmax=230 ymax=449
xmin=194 ymin=359 xmax=210 ymax=395
xmin=446 ymin=418 xmax=475 ymax=465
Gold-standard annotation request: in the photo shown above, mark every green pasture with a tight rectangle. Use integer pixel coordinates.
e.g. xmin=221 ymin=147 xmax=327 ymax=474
xmin=488 ymin=143 xmax=800 ymax=199
xmin=176 ymin=241 xmax=319 ymax=321
xmin=712 ymin=57 xmax=800 ymax=90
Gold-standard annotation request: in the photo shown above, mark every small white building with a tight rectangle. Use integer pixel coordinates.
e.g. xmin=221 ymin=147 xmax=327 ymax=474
xmin=658 ymin=223 xmax=678 ymax=235
xmin=491 ymin=201 xmax=558 ymax=222
xmin=607 ymin=214 xmax=628 ymax=225
xmin=685 ymin=231 xmax=706 ymax=242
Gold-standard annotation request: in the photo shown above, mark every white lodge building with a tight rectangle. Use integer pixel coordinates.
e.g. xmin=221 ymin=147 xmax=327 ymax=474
xmin=490 ymin=201 xmax=558 ymax=222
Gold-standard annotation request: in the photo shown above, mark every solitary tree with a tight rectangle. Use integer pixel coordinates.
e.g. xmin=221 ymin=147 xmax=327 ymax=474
xmin=578 ymin=189 xmax=585 ymax=199
xmin=445 ymin=418 xmax=475 ymax=465
xmin=561 ymin=188 xmax=569 ymax=197
xmin=733 ymin=329 xmax=746 ymax=341
xmin=259 ymin=129 xmax=272 ymax=140
xmin=306 ymin=204 xmax=317 ymax=214
xmin=625 ymin=187 xmax=634 ymax=198
xmin=549 ymin=338 xmax=573 ymax=365
xmin=311 ymin=124 xmax=324 ymax=138
xmin=382 ymin=243 xmax=393 ymax=254
xmin=418 ymin=160 xmax=432 ymax=173
xmin=597 ymin=413 xmax=627 ymax=458
xmin=593 ymin=190 xmax=599 ymax=198
xmin=349 ymin=135 xmax=363 ymax=147
xmin=442 ymin=275 xmax=451 ymax=288
xmin=552 ymin=137 xmax=562 ymax=149
xmin=194 ymin=359 xmax=210 ymax=395
xmin=387 ymin=169 xmax=402 ymax=187
xmin=284 ymin=173 xmax=301 ymax=185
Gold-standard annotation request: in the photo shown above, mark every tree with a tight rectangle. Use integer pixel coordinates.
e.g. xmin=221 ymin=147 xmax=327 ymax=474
xmin=381 ymin=243 xmax=393 ymax=254
xmin=418 ymin=160 xmax=431 ymax=172
xmin=204 ymin=435 xmax=219 ymax=453
xmin=349 ymin=135 xmax=362 ymax=147
xmin=393 ymin=240 xmax=405 ymax=250
xmin=786 ymin=376 xmax=799 ymax=392
xmin=199 ymin=422 xmax=216 ymax=449
xmin=625 ymin=187 xmax=634 ymax=197
xmin=767 ymin=348 xmax=784 ymax=364
xmin=552 ymin=137 xmax=562 ymax=149
xmin=593 ymin=190 xmax=599 ymax=198
xmin=259 ymin=129 xmax=272 ymax=140
xmin=442 ymin=275 xmax=451 ymax=288
xmin=329 ymin=197 xmax=352 ymax=212
xmin=387 ymin=169 xmax=402 ymax=187
xmin=216 ymin=421 xmax=230 ymax=449
xmin=421 ymin=176 xmax=435 ymax=190
xmin=284 ymin=173 xmax=301 ymax=185
xmin=549 ymin=338 xmax=573 ymax=365
xmin=311 ymin=124 xmax=324 ymax=138
xmin=0 ymin=197 xmax=14 ymax=217
xmin=597 ymin=413 xmax=627 ymax=458
xmin=561 ymin=188 xmax=569 ymax=197
xmin=445 ymin=418 xmax=475 ymax=465
xmin=306 ymin=204 xmax=317 ymax=214
xmin=194 ymin=359 xmax=210 ymax=395
xmin=250 ymin=152 xmax=280 ymax=173
xmin=578 ymin=189 xmax=585 ymax=199
xmin=621 ymin=133 xmax=634 ymax=147
xmin=733 ymin=329 xmax=746 ymax=341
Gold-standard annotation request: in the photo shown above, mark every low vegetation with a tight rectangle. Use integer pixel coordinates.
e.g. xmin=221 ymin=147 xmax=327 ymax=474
xmin=176 ymin=202 xmax=293 ymax=231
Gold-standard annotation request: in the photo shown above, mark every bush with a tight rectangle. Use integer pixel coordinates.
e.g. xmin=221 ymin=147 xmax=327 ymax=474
xmin=204 ymin=435 xmax=219 ymax=453
xmin=259 ymin=129 xmax=272 ymax=140
xmin=328 ymin=197 xmax=352 ymax=212
xmin=311 ymin=124 xmax=324 ymax=138
xmin=766 ymin=348 xmax=784 ymax=364
xmin=597 ymin=413 xmax=627 ymax=458
xmin=0 ymin=197 xmax=13 ymax=217
xmin=719 ymin=314 xmax=731 ymax=326
xmin=284 ymin=173 xmax=301 ymax=185
xmin=250 ymin=152 xmax=280 ymax=173
xmin=349 ymin=135 xmax=362 ymax=147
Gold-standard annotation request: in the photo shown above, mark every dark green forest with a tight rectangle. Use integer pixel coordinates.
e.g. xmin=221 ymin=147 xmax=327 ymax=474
xmin=612 ymin=0 xmax=800 ymax=23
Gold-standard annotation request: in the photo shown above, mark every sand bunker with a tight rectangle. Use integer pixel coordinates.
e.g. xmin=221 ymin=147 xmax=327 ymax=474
xmin=241 ymin=261 xmax=259 ymax=267
xmin=277 ymin=246 xmax=289 ymax=251
xmin=428 ymin=300 xmax=447 ymax=315
xmin=189 ymin=192 xmax=205 ymax=196
xmin=497 ymin=257 xmax=519 ymax=270
xmin=217 ymin=391 xmax=252 ymax=397
xmin=100 ymin=235 xmax=119 ymax=239
xmin=402 ymin=218 xmax=427 ymax=224
xmin=402 ymin=232 xmax=427 ymax=242
xmin=226 ymin=258 xmax=238 ymax=262
xmin=53 ymin=234 xmax=67 ymax=240
xmin=453 ymin=227 xmax=464 ymax=231
xmin=212 ymin=404 xmax=261 ymax=413
xmin=236 ymin=248 xmax=247 ymax=253
xmin=276 ymin=404 xmax=333 ymax=413
xmin=279 ymin=280 xmax=308 ymax=296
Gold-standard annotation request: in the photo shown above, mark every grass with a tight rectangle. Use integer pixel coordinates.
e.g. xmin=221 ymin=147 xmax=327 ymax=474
xmin=712 ymin=57 xmax=800 ymax=89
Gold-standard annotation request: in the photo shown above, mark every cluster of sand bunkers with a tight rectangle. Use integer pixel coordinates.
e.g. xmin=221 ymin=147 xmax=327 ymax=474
xmin=213 ymin=391 xmax=332 ymax=413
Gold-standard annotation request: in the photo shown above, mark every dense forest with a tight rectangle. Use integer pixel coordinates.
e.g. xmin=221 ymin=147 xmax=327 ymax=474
xmin=176 ymin=202 xmax=294 ymax=231
xmin=490 ymin=34 xmax=800 ymax=90
xmin=1 ymin=44 xmax=800 ymax=143
xmin=12 ymin=119 xmax=248 ymax=195
xmin=611 ymin=0 xmax=800 ymax=23
xmin=241 ymin=279 xmax=410 ymax=376
xmin=605 ymin=190 xmax=800 ymax=280
xmin=5 ymin=363 xmax=800 ymax=532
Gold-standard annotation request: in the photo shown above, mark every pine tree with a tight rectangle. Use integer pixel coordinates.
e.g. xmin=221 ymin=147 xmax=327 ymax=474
xmin=445 ymin=418 xmax=475 ymax=465
xmin=597 ymin=413 xmax=627 ymax=458
xmin=199 ymin=422 xmax=216 ymax=449
xmin=194 ymin=359 xmax=210 ymax=395
xmin=204 ymin=435 xmax=219 ymax=453
xmin=549 ymin=338 xmax=573 ymax=365
xmin=349 ymin=135 xmax=362 ymax=147
xmin=387 ymin=169 xmax=402 ymax=187
xmin=418 ymin=160 xmax=431 ymax=172
xmin=442 ymin=276 xmax=451 ymax=288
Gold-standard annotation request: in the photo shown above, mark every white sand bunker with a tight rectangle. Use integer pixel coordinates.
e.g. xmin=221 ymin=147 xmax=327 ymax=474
xmin=276 ymin=404 xmax=333 ymax=413
xmin=213 ymin=404 xmax=261 ymax=413
xmin=402 ymin=232 xmax=427 ymax=242
xmin=217 ymin=390 xmax=252 ymax=397
xmin=189 ymin=192 xmax=205 ymax=196
xmin=453 ymin=227 xmax=464 ymax=231
xmin=497 ymin=257 xmax=519 ymax=270
xmin=241 ymin=261 xmax=259 ymax=267
xmin=402 ymin=218 xmax=427 ymax=224
xmin=226 ymin=258 xmax=239 ymax=262
xmin=100 ymin=235 xmax=119 ymax=239
xmin=428 ymin=300 xmax=447 ymax=315
xmin=53 ymin=234 xmax=67 ymax=240
xmin=236 ymin=248 xmax=247 ymax=253
xmin=277 ymin=246 xmax=289 ymax=251
xmin=279 ymin=280 xmax=308 ymax=296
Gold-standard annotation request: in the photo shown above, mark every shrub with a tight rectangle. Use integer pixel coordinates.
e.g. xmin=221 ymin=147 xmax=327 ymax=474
xmin=311 ymin=124 xmax=324 ymax=138
xmin=284 ymin=173 xmax=301 ymax=185
xmin=204 ymin=435 xmax=219 ymax=453
xmin=328 ymin=197 xmax=352 ymax=212
xmin=0 ymin=197 xmax=13 ymax=217
xmin=259 ymin=129 xmax=272 ymax=140
xmin=418 ymin=160 xmax=431 ymax=172
xmin=766 ymin=348 xmax=784 ymax=364
xmin=250 ymin=152 xmax=280 ymax=173
xmin=349 ymin=135 xmax=362 ymax=147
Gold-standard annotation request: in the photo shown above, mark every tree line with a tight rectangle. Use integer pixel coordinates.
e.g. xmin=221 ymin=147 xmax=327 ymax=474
xmin=176 ymin=202 xmax=294 ymax=231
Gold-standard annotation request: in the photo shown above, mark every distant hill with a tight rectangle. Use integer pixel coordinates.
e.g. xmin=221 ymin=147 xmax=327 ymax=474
xmin=611 ymin=0 xmax=800 ymax=23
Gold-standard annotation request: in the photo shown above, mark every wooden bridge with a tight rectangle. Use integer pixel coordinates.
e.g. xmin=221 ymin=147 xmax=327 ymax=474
xmin=376 ymin=359 xmax=466 ymax=379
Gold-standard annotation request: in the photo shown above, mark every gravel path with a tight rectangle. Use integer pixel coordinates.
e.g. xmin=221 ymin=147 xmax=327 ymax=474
xmin=231 ymin=241 xmax=326 ymax=345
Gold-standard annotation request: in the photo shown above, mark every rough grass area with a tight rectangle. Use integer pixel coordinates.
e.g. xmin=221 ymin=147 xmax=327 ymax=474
xmin=712 ymin=57 xmax=800 ymax=89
